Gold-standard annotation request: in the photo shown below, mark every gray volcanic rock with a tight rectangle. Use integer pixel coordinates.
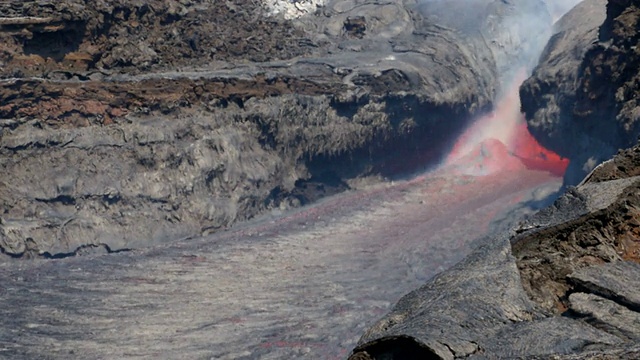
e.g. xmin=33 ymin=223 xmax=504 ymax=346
xmin=521 ymin=0 xmax=640 ymax=185
xmin=315 ymin=0 xmax=552 ymax=83
xmin=0 ymin=0 xmax=315 ymax=75
xmin=569 ymin=292 xmax=640 ymax=341
xmin=568 ymin=261 xmax=640 ymax=312
xmin=350 ymin=234 xmax=621 ymax=359
xmin=520 ymin=0 xmax=607 ymax=156
xmin=0 ymin=0 xmax=554 ymax=257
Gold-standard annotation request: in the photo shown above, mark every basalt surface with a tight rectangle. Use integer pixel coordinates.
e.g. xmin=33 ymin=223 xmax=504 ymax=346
xmin=521 ymin=0 xmax=640 ymax=185
xmin=0 ymin=0 xmax=553 ymax=257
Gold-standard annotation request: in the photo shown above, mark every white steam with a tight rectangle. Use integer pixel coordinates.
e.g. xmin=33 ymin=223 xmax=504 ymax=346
xmin=442 ymin=0 xmax=584 ymax=175
xmin=545 ymin=0 xmax=585 ymax=21
xmin=262 ymin=0 xmax=328 ymax=19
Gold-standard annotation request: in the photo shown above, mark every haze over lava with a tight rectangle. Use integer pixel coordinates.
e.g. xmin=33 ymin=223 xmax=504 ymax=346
xmin=437 ymin=0 xmax=582 ymax=179
xmin=444 ymin=72 xmax=569 ymax=177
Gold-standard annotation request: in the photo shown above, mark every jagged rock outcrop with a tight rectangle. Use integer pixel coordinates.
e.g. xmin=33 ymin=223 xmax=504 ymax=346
xmin=0 ymin=0 xmax=553 ymax=257
xmin=521 ymin=0 xmax=640 ymax=185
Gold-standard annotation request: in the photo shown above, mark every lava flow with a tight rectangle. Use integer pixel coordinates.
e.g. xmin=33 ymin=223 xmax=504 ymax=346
xmin=444 ymin=73 xmax=569 ymax=177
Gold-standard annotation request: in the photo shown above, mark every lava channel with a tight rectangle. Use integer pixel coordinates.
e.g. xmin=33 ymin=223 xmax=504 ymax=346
xmin=444 ymin=74 xmax=569 ymax=177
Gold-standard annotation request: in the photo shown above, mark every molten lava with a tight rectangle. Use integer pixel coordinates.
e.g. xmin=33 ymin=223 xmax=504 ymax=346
xmin=444 ymin=74 xmax=568 ymax=177
xmin=509 ymin=122 xmax=568 ymax=176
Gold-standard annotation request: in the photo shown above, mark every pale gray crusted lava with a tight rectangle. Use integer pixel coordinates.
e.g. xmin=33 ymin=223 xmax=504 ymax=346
xmin=0 ymin=168 xmax=562 ymax=359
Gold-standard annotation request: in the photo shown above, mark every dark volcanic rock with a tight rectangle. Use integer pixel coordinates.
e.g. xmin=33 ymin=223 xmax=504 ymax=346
xmin=520 ymin=0 xmax=607 ymax=156
xmin=0 ymin=0 xmax=554 ymax=257
xmin=513 ymin=177 xmax=640 ymax=313
xmin=580 ymin=144 xmax=640 ymax=183
xmin=350 ymin=234 xmax=621 ymax=359
xmin=521 ymin=0 xmax=640 ymax=185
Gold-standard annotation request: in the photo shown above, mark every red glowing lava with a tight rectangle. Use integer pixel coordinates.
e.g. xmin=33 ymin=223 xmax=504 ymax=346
xmin=509 ymin=122 xmax=568 ymax=176
xmin=444 ymin=73 xmax=568 ymax=177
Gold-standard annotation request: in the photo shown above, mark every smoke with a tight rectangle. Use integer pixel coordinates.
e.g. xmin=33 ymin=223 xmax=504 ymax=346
xmin=439 ymin=0 xmax=579 ymax=176
xmin=444 ymin=72 xmax=569 ymax=177
xmin=545 ymin=0 xmax=585 ymax=21
xmin=415 ymin=0 xmax=586 ymax=87
xmin=415 ymin=0 xmax=551 ymax=85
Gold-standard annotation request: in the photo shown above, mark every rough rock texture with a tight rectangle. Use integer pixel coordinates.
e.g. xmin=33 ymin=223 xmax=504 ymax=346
xmin=0 ymin=0 xmax=315 ymax=75
xmin=569 ymin=264 xmax=640 ymax=341
xmin=0 ymin=0 xmax=554 ymax=257
xmin=521 ymin=0 xmax=640 ymax=185
xmin=349 ymin=141 xmax=640 ymax=358
xmin=351 ymin=236 xmax=621 ymax=359
xmin=569 ymin=256 xmax=640 ymax=310
xmin=513 ymin=178 xmax=640 ymax=313
xmin=579 ymin=144 xmax=640 ymax=183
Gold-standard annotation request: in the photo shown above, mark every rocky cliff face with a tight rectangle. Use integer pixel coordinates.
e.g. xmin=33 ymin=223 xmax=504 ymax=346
xmin=0 ymin=0 xmax=314 ymax=75
xmin=0 ymin=0 xmax=554 ymax=258
xmin=521 ymin=0 xmax=640 ymax=185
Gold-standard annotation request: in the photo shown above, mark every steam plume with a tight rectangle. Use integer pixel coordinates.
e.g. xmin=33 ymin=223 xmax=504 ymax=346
xmin=440 ymin=0 xmax=580 ymax=176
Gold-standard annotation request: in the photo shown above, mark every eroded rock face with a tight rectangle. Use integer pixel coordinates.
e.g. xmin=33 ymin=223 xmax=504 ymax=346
xmin=0 ymin=75 xmax=473 ymax=257
xmin=521 ymin=0 xmax=640 ymax=185
xmin=0 ymin=0 xmax=554 ymax=257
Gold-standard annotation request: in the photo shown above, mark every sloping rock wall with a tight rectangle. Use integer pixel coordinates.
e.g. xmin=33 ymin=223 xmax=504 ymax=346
xmin=521 ymin=0 xmax=640 ymax=185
